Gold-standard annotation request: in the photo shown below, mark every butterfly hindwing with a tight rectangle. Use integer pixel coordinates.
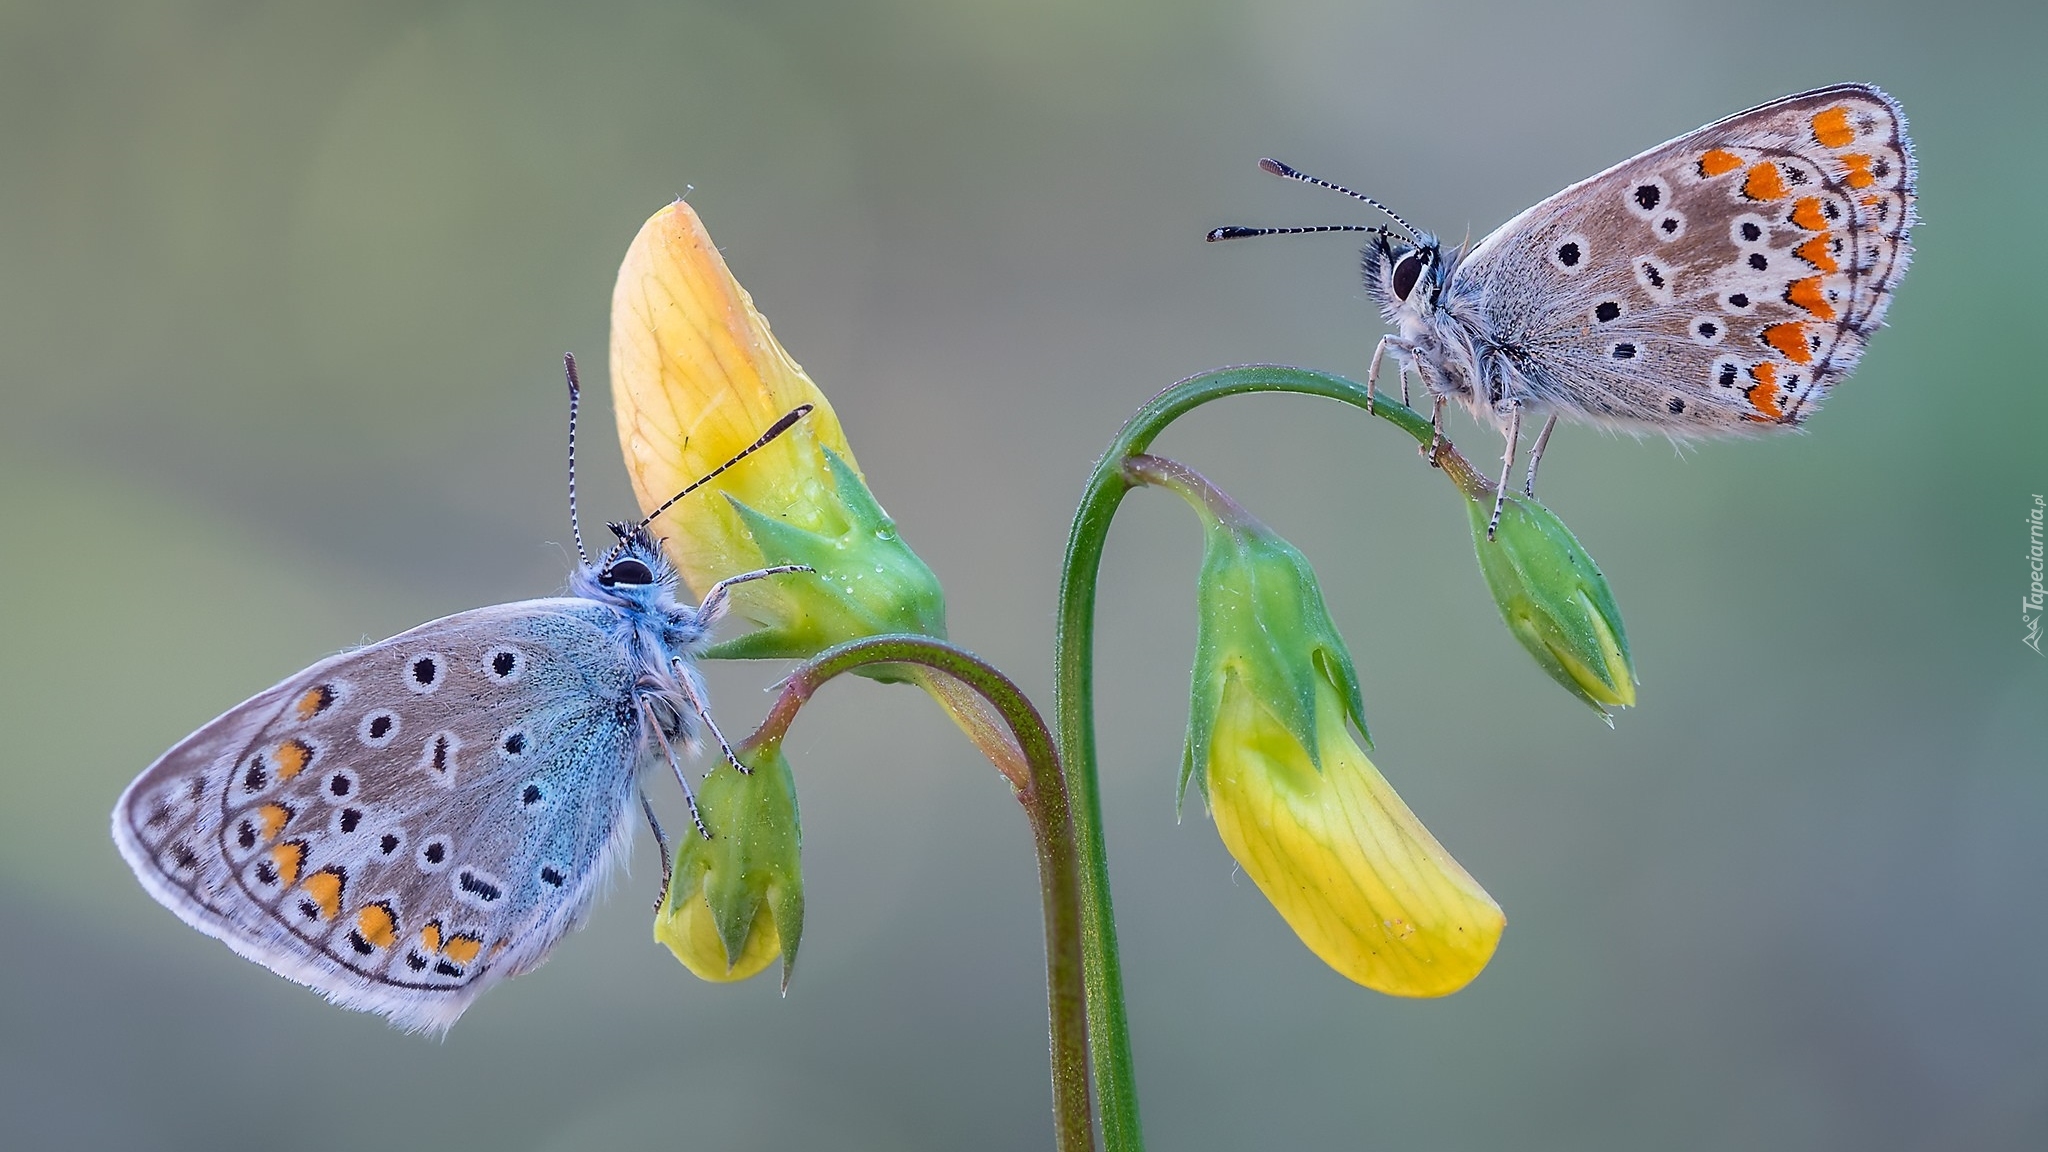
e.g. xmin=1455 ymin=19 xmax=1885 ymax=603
xmin=1458 ymin=83 xmax=1913 ymax=431
xmin=113 ymin=598 xmax=647 ymax=1033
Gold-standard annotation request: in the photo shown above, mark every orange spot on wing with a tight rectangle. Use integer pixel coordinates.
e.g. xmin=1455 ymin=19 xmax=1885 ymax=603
xmin=357 ymin=902 xmax=397 ymax=950
xmin=294 ymin=685 xmax=333 ymax=721
xmin=1841 ymin=154 xmax=1875 ymax=188
xmin=272 ymin=739 xmax=312 ymax=781
xmin=1861 ymin=194 xmax=1881 ymax=206
xmin=1743 ymin=162 xmax=1787 ymax=201
xmin=1793 ymin=234 xmax=1838 ymax=273
xmin=271 ymin=842 xmax=304 ymax=888
xmin=1811 ymin=106 xmax=1855 ymax=148
xmin=257 ymin=803 xmax=292 ymax=839
xmin=303 ymin=868 xmax=345 ymax=920
xmin=1698 ymin=149 xmax=1743 ymax=177
xmin=421 ymin=921 xmax=443 ymax=954
xmin=1785 ymin=276 xmax=1835 ymax=320
xmin=443 ymin=934 xmax=483 ymax=965
xmin=1763 ymin=323 xmax=1814 ymax=364
xmin=1790 ymin=197 xmax=1828 ymax=231
xmin=1747 ymin=363 xmax=1784 ymax=419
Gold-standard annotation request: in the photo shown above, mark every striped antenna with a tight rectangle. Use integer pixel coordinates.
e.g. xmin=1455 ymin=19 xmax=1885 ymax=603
xmin=563 ymin=353 xmax=588 ymax=565
xmin=599 ymin=405 xmax=816 ymax=566
xmin=1207 ymin=158 xmax=1420 ymax=245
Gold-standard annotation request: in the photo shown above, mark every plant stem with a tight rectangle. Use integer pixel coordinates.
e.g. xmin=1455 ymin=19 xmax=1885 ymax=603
xmin=747 ymin=635 xmax=1092 ymax=1152
xmin=1053 ymin=365 xmax=1478 ymax=1152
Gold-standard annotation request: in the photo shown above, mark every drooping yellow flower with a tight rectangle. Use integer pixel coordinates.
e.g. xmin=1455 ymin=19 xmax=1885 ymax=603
xmin=1147 ymin=452 xmax=1502 ymax=996
xmin=610 ymin=200 xmax=945 ymax=658
xmin=1205 ymin=668 xmax=1503 ymax=997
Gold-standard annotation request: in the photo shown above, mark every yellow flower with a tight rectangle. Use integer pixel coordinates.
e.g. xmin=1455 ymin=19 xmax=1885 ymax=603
xmin=610 ymin=200 xmax=945 ymax=658
xmin=1206 ymin=667 xmax=1504 ymax=997
xmin=1144 ymin=450 xmax=1502 ymax=997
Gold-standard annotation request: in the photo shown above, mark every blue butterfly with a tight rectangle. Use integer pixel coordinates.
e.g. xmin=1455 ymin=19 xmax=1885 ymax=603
xmin=112 ymin=356 xmax=809 ymax=1033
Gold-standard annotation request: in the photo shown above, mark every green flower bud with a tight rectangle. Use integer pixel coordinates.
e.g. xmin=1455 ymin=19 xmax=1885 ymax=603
xmin=1466 ymin=491 xmax=1636 ymax=718
xmin=654 ymin=741 xmax=804 ymax=987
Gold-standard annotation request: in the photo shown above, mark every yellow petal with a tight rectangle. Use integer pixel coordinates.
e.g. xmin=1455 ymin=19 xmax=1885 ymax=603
xmin=1207 ymin=672 xmax=1503 ymax=997
xmin=656 ymin=884 xmax=781 ymax=984
xmin=609 ymin=200 xmax=857 ymax=590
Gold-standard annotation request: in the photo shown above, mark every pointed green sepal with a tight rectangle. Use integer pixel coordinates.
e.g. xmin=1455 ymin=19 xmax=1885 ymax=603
xmin=703 ymin=448 xmax=946 ymax=674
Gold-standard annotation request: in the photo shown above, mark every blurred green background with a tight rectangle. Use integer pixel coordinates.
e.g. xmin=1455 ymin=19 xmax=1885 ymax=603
xmin=4 ymin=1 xmax=2042 ymax=1148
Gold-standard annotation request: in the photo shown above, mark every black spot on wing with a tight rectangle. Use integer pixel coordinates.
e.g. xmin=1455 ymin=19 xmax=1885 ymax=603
xmin=458 ymin=869 xmax=502 ymax=903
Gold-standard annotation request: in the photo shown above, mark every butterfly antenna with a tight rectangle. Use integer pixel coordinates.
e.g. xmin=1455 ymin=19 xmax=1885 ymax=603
xmin=1249 ymin=157 xmax=1421 ymax=244
xmin=624 ymin=404 xmax=815 ymax=541
xmin=563 ymin=353 xmax=589 ymax=565
xmin=1207 ymin=223 xmax=1390 ymax=242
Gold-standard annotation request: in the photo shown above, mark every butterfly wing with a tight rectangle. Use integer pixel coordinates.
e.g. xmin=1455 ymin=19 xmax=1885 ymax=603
xmin=112 ymin=598 xmax=646 ymax=1034
xmin=1457 ymin=83 xmax=1913 ymax=431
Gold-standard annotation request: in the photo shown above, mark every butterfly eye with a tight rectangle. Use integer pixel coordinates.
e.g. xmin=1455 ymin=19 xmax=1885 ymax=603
xmin=1391 ymin=252 xmax=1424 ymax=301
xmin=599 ymin=558 xmax=654 ymax=587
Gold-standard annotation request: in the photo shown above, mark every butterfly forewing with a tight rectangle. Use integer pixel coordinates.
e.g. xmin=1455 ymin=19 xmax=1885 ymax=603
xmin=113 ymin=599 xmax=646 ymax=1033
xmin=1460 ymin=83 xmax=1913 ymax=431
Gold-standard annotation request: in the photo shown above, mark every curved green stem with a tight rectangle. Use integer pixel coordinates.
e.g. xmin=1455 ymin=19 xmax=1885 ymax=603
xmin=1054 ymin=365 xmax=1481 ymax=1151
xmin=747 ymin=635 xmax=1092 ymax=1152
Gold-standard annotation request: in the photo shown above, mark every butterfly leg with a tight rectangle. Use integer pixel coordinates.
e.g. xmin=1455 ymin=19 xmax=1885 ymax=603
xmin=645 ymin=702 xmax=712 ymax=839
xmin=1523 ymin=413 xmax=1557 ymax=498
xmin=1367 ymin=337 xmax=1414 ymax=411
xmin=1426 ymin=395 xmax=1445 ymax=462
xmin=1488 ymin=400 xmax=1520 ymax=541
xmin=672 ymin=660 xmax=750 ymax=777
xmin=641 ymin=790 xmax=674 ymax=909
xmin=694 ymin=564 xmax=815 ymax=626
xmin=1366 ymin=337 xmax=1387 ymax=414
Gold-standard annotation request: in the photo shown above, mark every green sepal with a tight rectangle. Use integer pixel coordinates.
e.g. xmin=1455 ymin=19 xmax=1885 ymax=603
xmin=704 ymin=448 xmax=946 ymax=676
xmin=1180 ymin=512 xmax=1369 ymax=812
